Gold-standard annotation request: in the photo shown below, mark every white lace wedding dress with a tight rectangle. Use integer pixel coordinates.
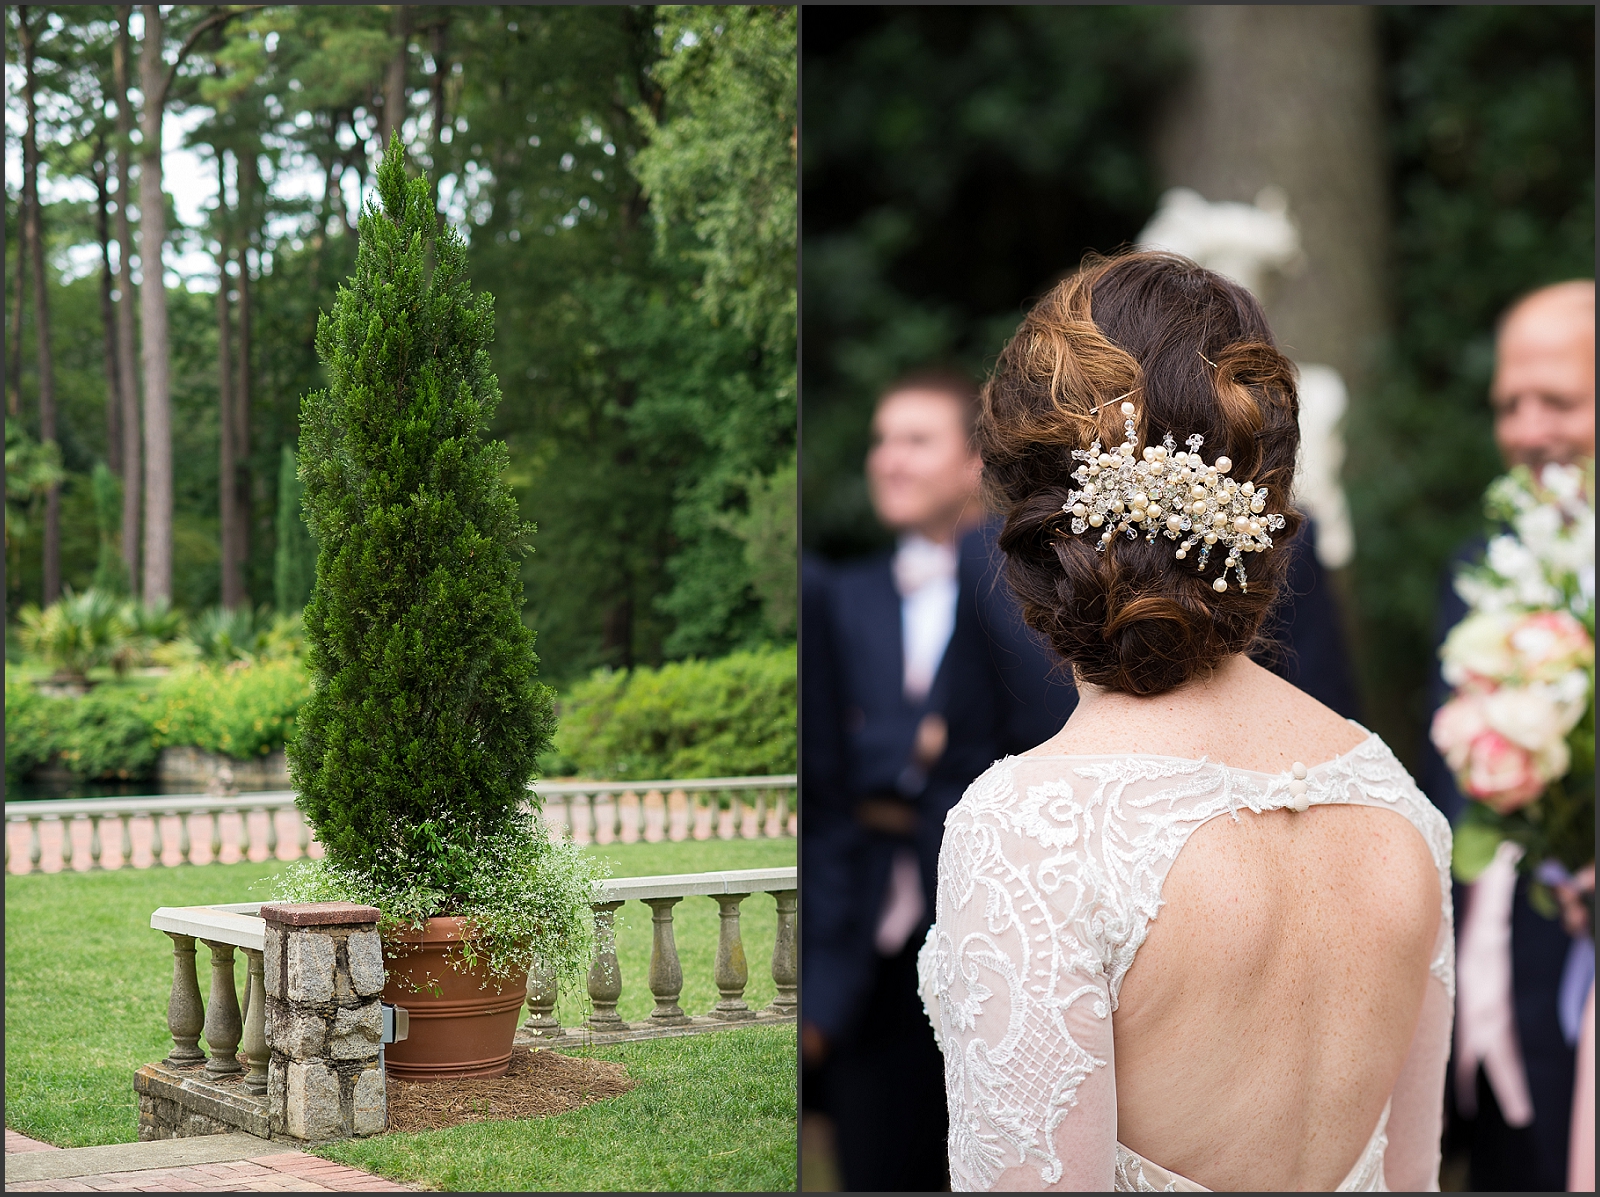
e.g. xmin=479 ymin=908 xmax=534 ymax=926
xmin=917 ymin=726 xmax=1455 ymax=1192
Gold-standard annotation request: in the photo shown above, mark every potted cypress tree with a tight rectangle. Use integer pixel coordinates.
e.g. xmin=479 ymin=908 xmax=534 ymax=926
xmin=280 ymin=135 xmax=600 ymax=1080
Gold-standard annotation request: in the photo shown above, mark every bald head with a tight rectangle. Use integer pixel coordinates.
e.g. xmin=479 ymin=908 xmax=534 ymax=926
xmin=1491 ymin=281 xmax=1595 ymax=469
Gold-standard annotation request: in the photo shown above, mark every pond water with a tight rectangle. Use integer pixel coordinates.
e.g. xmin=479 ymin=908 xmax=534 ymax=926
xmin=5 ymin=778 xmax=219 ymax=804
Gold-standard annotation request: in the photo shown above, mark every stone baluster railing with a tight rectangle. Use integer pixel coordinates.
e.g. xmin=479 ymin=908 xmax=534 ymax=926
xmin=531 ymin=776 xmax=798 ymax=846
xmin=520 ymin=866 xmax=798 ymax=1043
xmin=7 ymin=774 xmax=797 ymax=875
xmin=149 ymin=903 xmax=270 ymax=1096
xmin=5 ymin=794 xmax=319 ymax=875
xmin=143 ymin=901 xmax=382 ymax=1142
xmin=143 ymin=865 xmax=798 ymax=1135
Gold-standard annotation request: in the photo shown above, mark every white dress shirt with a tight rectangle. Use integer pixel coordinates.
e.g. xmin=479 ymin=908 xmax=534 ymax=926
xmin=876 ymin=534 xmax=961 ymax=957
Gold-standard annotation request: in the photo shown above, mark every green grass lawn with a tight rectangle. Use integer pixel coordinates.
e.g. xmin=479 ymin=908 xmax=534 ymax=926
xmin=320 ymin=1026 xmax=796 ymax=1192
xmin=3 ymin=836 xmax=796 ymax=1190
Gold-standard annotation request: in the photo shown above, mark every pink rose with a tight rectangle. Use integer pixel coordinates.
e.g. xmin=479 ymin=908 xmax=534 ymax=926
xmin=1464 ymin=731 xmax=1546 ymax=814
xmin=1508 ymin=610 xmax=1595 ymax=681
xmin=1431 ymin=692 xmax=1489 ymax=771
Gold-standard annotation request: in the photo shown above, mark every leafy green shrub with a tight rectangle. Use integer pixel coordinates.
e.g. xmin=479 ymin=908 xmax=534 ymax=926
xmin=551 ymin=644 xmax=797 ymax=780
xmin=57 ymin=685 xmax=162 ymax=779
xmin=125 ymin=599 xmax=185 ymax=646
xmin=5 ymin=678 xmax=61 ymax=784
xmin=151 ymin=658 xmax=314 ymax=760
xmin=4 ymin=676 xmax=160 ymax=785
xmin=5 ymin=659 xmax=312 ymax=786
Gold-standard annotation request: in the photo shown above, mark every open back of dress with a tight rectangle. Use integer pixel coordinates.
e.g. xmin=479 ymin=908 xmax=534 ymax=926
xmin=917 ymin=726 xmax=1455 ymax=1192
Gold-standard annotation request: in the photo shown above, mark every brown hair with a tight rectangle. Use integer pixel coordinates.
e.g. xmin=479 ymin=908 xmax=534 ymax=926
xmin=977 ymin=250 xmax=1303 ymax=696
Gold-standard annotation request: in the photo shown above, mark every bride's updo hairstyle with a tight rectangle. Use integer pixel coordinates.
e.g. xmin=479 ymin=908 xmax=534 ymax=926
xmin=978 ymin=250 xmax=1303 ymax=697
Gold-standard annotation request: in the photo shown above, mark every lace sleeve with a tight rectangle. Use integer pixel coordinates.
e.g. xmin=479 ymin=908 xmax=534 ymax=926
xmin=921 ymin=770 xmax=1119 ymax=1191
xmin=1382 ymin=961 xmax=1452 ymax=1191
xmin=1379 ymin=850 xmax=1455 ymax=1190
xmin=1336 ymin=743 xmax=1456 ymax=1192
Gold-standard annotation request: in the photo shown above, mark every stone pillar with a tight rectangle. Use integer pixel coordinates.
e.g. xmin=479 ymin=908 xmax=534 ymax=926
xmin=644 ymin=897 xmax=690 ymax=1026
xmin=241 ymin=948 xmax=269 ymax=1094
xmin=711 ymin=893 xmax=755 ymax=1020
xmin=768 ymin=889 xmax=797 ymax=1016
xmin=163 ymin=932 xmax=207 ymax=1066
xmin=586 ymin=901 xmax=626 ymax=1032
xmin=522 ymin=958 xmax=564 ymax=1038
xmin=202 ymin=941 xmax=244 ymax=1075
xmin=260 ymin=903 xmax=387 ymax=1141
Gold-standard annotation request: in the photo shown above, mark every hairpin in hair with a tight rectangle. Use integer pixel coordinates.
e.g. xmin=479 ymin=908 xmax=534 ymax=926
xmin=1198 ymin=350 xmax=1219 ymax=369
xmin=1088 ymin=388 xmax=1138 ymax=416
xmin=1060 ymin=401 xmax=1285 ymax=593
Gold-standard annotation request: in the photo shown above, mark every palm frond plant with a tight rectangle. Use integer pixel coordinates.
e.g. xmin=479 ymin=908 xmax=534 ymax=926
xmin=18 ymin=589 xmax=134 ymax=686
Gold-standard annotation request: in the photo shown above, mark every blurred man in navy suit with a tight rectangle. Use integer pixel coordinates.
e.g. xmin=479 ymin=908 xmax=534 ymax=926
xmin=801 ymin=370 xmax=1361 ymax=1191
xmin=1417 ymin=281 xmax=1595 ymax=1193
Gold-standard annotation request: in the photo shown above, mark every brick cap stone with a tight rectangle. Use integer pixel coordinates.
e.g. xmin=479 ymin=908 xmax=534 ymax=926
xmin=260 ymin=902 xmax=381 ymax=927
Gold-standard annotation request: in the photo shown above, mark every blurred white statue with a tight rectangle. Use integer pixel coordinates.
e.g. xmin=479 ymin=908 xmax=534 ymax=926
xmin=1137 ymin=187 xmax=1355 ymax=569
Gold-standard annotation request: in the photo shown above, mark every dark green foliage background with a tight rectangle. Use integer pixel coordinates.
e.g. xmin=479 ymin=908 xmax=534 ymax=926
xmin=1350 ymin=6 xmax=1595 ymax=749
xmin=289 ymin=141 xmax=556 ymax=879
xmin=6 ymin=6 xmax=797 ymax=691
xmin=801 ymin=5 xmax=1594 ymax=767
xmin=800 ymin=6 xmax=1183 ymax=560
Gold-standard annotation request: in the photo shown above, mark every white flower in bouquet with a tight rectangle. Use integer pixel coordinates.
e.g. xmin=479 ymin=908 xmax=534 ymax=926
xmin=1482 ymin=679 xmax=1585 ymax=754
xmin=1440 ymin=611 xmax=1521 ymax=686
xmin=1433 ymin=461 xmax=1594 ymax=828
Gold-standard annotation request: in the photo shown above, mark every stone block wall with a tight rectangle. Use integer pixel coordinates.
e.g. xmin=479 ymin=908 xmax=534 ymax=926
xmin=260 ymin=903 xmax=387 ymax=1140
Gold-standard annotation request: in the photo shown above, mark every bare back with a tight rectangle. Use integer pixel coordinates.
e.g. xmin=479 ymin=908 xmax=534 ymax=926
xmin=1044 ymin=657 xmax=1441 ymax=1189
xmin=920 ymin=656 xmax=1454 ymax=1192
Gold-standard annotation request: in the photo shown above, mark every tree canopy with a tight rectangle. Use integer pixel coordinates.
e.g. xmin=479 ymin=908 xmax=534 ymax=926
xmin=6 ymin=5 xmax=797 ymax=685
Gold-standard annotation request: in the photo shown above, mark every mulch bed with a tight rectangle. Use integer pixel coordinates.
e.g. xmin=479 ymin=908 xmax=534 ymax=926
xmin=384 ymin=1045 xmax=635 ymax=1133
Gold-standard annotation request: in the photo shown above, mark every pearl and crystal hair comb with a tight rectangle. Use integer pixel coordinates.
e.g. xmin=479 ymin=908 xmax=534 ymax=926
xmin=1060 ymin=401 xmax=1286 ymax=594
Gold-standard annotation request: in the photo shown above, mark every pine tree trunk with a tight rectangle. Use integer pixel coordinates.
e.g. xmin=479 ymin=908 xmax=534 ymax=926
xmin=138 ymin=3 xmax=174 ymax=605
xmin=430 ymin=16 xmax=449 ymax=168
xmin=380 ymin=6 xmax=412 ymax=148
xmin=96 ymin=145 xmax=123 ymax=478
xmin=7 ymin=141 xmax=25 ymax=418
xmin=216 ymin=153 xmax=242 ymax=610
xmin=114 ymin=6 xmax=142 ymax=589
xmin=1152 ymin=6 xmax=1389 ymax=394
xmin=235 ymin=148 xmax=255 ymax=594
xmin=21 ymin=5 xmax=61 ymax=604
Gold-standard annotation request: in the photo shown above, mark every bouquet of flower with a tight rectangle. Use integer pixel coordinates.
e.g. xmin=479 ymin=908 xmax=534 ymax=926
xmin=1431 ymin=461 xmax=1595 ymax=909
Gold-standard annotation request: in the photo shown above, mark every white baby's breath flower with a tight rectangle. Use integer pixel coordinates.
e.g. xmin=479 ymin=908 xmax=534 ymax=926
xmin=1456 ymin=573 xmax=1516 ymax=615
xmin=1541 ymin=461 xmax=1585 ymax=502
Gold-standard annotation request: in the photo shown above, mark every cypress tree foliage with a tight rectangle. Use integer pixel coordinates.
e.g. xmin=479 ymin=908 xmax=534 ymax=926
xmin=289 ymin=134 xmax=557 ymax=897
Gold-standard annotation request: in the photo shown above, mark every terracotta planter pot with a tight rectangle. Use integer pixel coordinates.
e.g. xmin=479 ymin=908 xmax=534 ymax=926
xmin=380 ymin=916 xmax=525 ymax=1080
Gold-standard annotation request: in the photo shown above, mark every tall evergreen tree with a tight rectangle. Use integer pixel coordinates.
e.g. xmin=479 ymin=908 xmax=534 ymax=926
xmin=289 ymin=135 xmax=555 ymax=889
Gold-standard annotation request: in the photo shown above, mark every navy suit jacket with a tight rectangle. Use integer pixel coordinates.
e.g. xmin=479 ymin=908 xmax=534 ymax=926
xmin=802 ymin=517 xmax=1359 ymax=1043
xmin=1417 ymin=542 xmax=1575 ymax=1165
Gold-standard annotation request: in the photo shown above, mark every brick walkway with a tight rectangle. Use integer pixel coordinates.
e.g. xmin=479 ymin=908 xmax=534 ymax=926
xmin=4 ymin=1130 xmax=410 ymax=1193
